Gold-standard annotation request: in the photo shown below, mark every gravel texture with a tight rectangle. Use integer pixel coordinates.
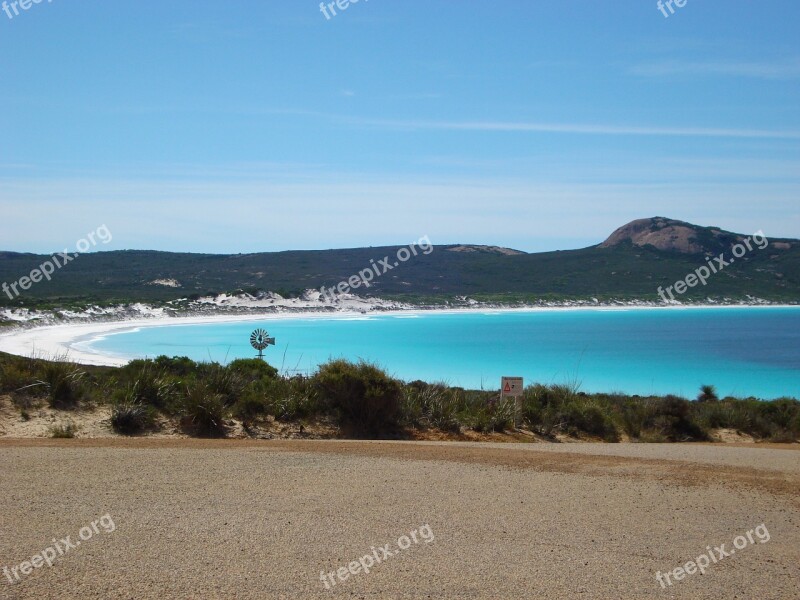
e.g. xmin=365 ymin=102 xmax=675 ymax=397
xmin=0 ymin=439 xmax=798 ymax=599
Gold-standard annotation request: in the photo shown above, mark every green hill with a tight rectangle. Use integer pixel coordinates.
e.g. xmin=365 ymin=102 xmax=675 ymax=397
xmin=1 ymin=217 xmax=798 ymax=308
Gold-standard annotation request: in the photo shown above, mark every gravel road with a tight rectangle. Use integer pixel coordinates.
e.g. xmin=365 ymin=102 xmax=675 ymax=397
xmin=1 ymin=439 xmax=798 ymax=599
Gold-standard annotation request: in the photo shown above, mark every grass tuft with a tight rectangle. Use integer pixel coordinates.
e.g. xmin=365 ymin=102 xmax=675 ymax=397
xmin=111 ymin=402 xmax=157 ymax=435
xmin=49 ymin=421 xmax=78 ymax=438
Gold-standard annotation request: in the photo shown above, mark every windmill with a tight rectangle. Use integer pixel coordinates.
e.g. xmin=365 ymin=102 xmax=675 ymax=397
xmin=250 ymin=328 xmax=275 ymax=360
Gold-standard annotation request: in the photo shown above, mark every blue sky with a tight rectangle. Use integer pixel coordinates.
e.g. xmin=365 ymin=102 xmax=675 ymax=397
xmin=1 ymin=0 xmax=798 ymax=253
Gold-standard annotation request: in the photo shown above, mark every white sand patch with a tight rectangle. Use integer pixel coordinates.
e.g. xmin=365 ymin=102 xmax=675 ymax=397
xmin=148 ymin=279 xmax=181 ymax=287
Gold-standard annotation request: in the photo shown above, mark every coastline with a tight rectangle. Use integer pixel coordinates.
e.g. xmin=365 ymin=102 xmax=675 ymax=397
xmin=0 ymin=301 xmax=798 ymax=367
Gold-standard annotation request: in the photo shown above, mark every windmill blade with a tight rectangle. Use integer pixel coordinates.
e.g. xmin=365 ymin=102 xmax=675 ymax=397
xmin=250 ymin=328 xmax=273 ymax=351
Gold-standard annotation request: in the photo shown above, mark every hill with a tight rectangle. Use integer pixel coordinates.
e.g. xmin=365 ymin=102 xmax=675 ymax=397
xmin=1 ymin=217 xmax=798 ymax=308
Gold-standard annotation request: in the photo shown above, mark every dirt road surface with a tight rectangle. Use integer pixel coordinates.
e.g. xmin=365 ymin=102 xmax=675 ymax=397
xmin=1 ymin=439 xmax=798 ymax=599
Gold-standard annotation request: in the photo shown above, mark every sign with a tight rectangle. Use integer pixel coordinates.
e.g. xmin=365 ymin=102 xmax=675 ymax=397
xmin=501 ymin=377 xmax=523 ymax=398
xmin=501 ymin=376 xmax=524 ymax=428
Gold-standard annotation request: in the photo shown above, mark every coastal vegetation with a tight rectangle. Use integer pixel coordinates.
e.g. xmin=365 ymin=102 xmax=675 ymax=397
xmin=1 ymin=351 xmax=798 ymax=442
xmin=1 ymin=219 xmax=799 ymax=311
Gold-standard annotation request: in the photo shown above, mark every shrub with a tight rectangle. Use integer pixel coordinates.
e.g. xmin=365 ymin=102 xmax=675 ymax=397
xmin=116 ymin=364 xmax=176 ymax=411
xmin=400 ymin=384 xmax=425 ymax=427
xmin=698 ymin=397 xmax=800 ymax=440
xmin=401 ymin=383 xmax=461 ymax=432
xmin=199 ymin=363 xmax=246 ymax=406
xmin=521 ymin=384 xmax=549 ymax=429
xmin=178 ymin=382 xmax=227 ymax=437
xmin=49 ymin=421 xmax=78 ymax=438
xmin=692 ymin=398 xmax=731 ymax=430
xmin=523 ymin=384 xmax=572 ymax=436
xmin=758 ymin=398 xmax=800 ymax=431
xmin=0 ymin=361 xmax=33 ymax=393
xmin=270 ymin=378 xmax=319 ymax=421
xmin=152 ymin=355 xmax=199 ymax=377
xmin=522 ymin=384 xmax=619 ymax=441
xmin=469 ymin=397 xmax=515 ymax=433
xmin=236 ymin=376 xmax=321 ymax=422
xmin=111 ymin=402 xmax=156 ymax=435
xmin=227 ymin=358 xmax=278 ymax=381
xmin=38 ymin=362 xmax=86 ymax=409
xmin=232 ymin=395 xmax=267 ymax=424
xmin=601 ymin=394 xmax=643 ymax=438
xmin=697 ymin=385 xmax=719 ymax=402
xmin=315 ymin=360 xmax=402 ymax=436
xmin=647 ymin=395 xmax=707 ymax=441
xmin=548 ymin=398 xmax=618 ymax=441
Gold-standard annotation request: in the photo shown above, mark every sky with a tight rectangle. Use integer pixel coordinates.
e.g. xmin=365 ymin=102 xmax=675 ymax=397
xmin=1 ymin=0 xmax=799 ymax=254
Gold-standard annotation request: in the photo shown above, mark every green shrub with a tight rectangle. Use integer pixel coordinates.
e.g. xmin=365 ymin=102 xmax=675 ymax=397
xmin=466 ymin=395 xmax=515 ymax=433
xmin=315 ymin=360 xmax=402 ymax=436
xmin=178 ymin=382 xmax=227 ymax=437
xmin=523 ymin=383 xmax=572 ymax=436
xmin=550 ymin=399 xmax=618 ymax=441
xmin=697 ymin=385 xmax=719 ymax=402
xmin=227 ymin=358 xmax=278 ymax=381
xmin=401 ymin=383 xmax=461 ymax=432
xmin=400 ymin=384 xmax=425 ymax=427
xmin=152 ymin=355 xmax=199 ymax=377
xmin=521 ymin=384 xmax=549 ymax=429
xmin=237 ymin=376 xmax=321 ymax=422
xmin=522 ymin=384 xmax=619 ymax=441
xmin=110 ymin=402 xmax=156 ymax=435
xmin=198 ymin=362 xmax=244 ymax=406
xmin=38 ymin=362 xmax=87 ymax=409
xmin=758 ymin=398 xmax=800 ymax=431
xmin=697 ymin=397 xmax=800 ymax=440
xmin=232 ymin=392 xmax=268 ymax=424
xmin=647 ymin=395 xmax=707 ymax=441
xmin=0 ymin=361 xmax=33 ymax=393
xmin=692 ymin=399 xmax=731 ymax=430
xmin=116 ymin=364 xmax=176 ymax=411
xmin=785 ymin=403 xmax=800 ymax=440
xmin=270 ymin=378 xmax=319 ymax=421
xmin=602 ymin=394 xmax=643 ymax=438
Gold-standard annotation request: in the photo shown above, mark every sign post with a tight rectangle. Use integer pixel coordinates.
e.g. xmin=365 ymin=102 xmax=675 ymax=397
xmin=500 ymin=376 xmax=524 ymax=428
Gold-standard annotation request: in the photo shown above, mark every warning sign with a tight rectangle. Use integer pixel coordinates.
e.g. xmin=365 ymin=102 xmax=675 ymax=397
xmin=500 ymin=377 xmax=523 ymax=398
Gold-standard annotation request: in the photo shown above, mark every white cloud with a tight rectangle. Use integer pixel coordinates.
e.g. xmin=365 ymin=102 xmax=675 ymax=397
xmin=342 ymin=117 xmax=800 ymax=140
xmin=249 ymin=109 xmax=800 ymax=140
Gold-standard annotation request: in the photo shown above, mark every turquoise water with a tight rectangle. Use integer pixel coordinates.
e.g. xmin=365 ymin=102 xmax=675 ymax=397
xmin=82 ymin=307 xmax=800 ymax=399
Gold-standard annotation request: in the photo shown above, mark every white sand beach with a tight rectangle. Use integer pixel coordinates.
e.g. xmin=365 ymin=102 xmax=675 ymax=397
xmin=0 ymin=300 xmax=794 ymax=368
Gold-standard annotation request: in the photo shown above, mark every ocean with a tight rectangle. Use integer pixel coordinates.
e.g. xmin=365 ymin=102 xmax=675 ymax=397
xmin=80 ymin=307 xmax=800 ymax=399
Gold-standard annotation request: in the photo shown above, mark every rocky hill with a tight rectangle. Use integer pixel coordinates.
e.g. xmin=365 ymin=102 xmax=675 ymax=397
xmin=0 ymin=218 xmax=798 ymax=309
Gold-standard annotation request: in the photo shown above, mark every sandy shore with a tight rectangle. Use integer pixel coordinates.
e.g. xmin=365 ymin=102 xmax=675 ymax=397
xmin=0 ymin=312 xmax=343 ymax=366
xmin=0 ymin=439 xmax=797 ymax=599
xmin=1 ymin=304 xmax=795 ymax=367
